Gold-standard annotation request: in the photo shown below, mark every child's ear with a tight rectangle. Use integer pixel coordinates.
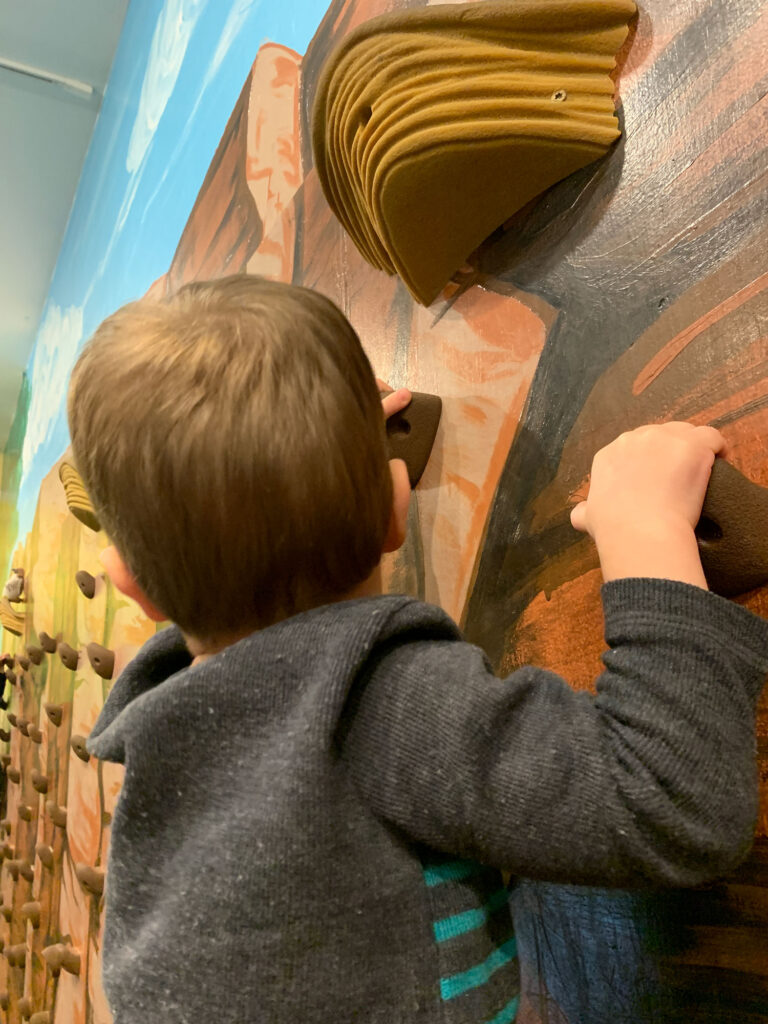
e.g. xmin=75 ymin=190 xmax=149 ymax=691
xmin=382 ymin=459 xmax=411 ymax=553
xmin=100 ymin=545 xmax=167 ymax=622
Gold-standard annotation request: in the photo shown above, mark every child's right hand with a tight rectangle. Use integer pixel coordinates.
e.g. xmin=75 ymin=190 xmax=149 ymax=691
xmin=570 ymin=422 xmax=727 ymax=588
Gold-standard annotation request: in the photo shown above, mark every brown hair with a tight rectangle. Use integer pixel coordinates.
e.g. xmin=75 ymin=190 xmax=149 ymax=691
xmin=68 ymin=276 xmax=392 ymax=641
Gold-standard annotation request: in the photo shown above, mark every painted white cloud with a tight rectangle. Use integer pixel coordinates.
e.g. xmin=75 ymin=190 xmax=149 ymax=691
xmin=126 ymin=0 xmax=208 ymax=174
xmin=208 ymin=0 xmax=260 ymax=84
xmin=21 ymin=304 xmax=84 ymax=476
xmin=139 ymin=0 xmax=261 ymax=221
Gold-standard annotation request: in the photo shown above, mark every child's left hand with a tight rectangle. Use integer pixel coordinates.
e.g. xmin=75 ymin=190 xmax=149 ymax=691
xmin=376 ymin=378 xmax=411 ymax=420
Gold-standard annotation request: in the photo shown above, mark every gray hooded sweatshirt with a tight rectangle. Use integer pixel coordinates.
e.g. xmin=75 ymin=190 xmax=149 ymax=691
xmin=88 ymin=579 xmax=768 ymax=1024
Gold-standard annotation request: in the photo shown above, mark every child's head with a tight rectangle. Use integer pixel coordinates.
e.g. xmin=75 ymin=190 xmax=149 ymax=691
xmin=68 ymin=276 xmax=407 ymax=645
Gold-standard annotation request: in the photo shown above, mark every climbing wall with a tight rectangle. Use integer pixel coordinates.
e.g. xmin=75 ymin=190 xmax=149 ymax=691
xmin=0 ymin=0 xmax=766 ymax=1021
xmin=0 ymin=456 xmax=153 ymax=1023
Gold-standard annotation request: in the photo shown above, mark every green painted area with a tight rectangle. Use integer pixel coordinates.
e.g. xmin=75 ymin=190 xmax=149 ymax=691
xmin=48 ymin=514 xmax=82 ymax=705
xmin=0 ymin=374 xmax=30 ymax=577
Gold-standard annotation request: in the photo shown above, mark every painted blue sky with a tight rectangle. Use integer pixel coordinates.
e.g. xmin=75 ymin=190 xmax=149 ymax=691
xmin=18 ymin=0 xmax=331 ymax=537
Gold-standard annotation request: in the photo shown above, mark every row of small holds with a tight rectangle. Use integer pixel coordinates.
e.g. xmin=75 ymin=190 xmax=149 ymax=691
xmin=0 ymin=846 xmax=103 ymax=894
xmin=18 ymin=630 xmax=114 ymax=682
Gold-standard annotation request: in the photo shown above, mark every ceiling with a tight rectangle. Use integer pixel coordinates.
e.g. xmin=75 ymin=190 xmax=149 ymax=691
xmin=0 ymin=0 xmax=130 ymax=449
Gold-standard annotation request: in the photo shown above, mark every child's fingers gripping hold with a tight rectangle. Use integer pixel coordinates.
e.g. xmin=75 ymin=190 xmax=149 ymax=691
xmin=570 ymin=421 xmax=728 ymax=587
xmin=376 ymin=378 xmax=412 ymax=420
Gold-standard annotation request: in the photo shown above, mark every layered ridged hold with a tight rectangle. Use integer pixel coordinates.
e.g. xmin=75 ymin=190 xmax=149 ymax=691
xmin=0 ymin=599 xmax=25 ymax=637
xmin=313 ymin=0 xmax=635 ymax=305
xmin=58 ymin=463 xmax=101 ymax=533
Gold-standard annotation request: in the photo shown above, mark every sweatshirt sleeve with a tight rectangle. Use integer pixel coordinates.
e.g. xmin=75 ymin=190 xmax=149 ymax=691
xmin=340 ymin=579 xmax=768 ymax=888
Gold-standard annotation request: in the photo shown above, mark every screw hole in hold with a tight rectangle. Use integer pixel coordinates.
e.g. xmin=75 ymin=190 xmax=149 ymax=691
xmin=389 ymin=416 xmax=411 ymax=439
xmin=552 ymin=89 xmax=567 ymax=102
xmin=695 ymin=515 xmax=723 ymax=544
xmin=359 ymin=104 xmax=372 ymax=127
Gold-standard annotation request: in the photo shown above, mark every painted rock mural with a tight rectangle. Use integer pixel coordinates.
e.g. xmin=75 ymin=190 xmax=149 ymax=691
xmin=0 ymin=0 xmax=766 ymax=1021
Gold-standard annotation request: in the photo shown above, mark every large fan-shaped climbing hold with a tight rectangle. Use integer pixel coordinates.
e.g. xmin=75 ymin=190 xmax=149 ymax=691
xmin=86 ymin=642 xmax=114 ymax=680
xmin=59 ymin=462 xmax=101 ymax=532
xmin=42 ymin=943 xmax=80 ymax=976
xmin=0 ymin=599 xmax=25 ymax=637
xmin=313 ymin=0 xmax=635 ymax=305
xmin=57 ymin=642 xmax=79 ymax=671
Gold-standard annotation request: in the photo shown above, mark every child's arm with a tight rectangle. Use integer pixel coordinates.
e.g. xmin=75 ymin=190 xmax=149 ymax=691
xmin=340 ymin=423 xmax=768 ymax=887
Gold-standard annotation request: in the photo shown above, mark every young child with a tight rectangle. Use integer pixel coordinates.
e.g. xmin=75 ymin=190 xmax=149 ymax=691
xmin=69 ymin=275 xmax=768 ymax=1024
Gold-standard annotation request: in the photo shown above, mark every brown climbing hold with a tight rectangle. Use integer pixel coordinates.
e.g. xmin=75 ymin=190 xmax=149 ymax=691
xmin=59 ymin=462 xmax=101 ymax=532
xmin=0 ymin=754 xmax=10 ymax=768
xmin=0 ymin=727 xmax=9 ymax=742
xmin=57 ymin=642 xmax=79 ymax=671
xmin=4 ymin=669 xmax=16 ymax=685
xmin=44 ymin=703 xmax=62 ymax=727
xmin=59 ymin=462 xmax=101 ymax=530
xmin=42 ymin=943 xmax=80 ymax=976
xmin=0 ymin=993 xmax=7 ymax=1010
xmin=35 ymin=844 xmax=54 ymax=870
xmin=102 ymin=810 xmax=112 ymax=826
xmin=6 ymin=712 xmax=16 ymax=726
xmin=17 ymin=718 xmax=29 ymax=736
xmin=75 ymin=570 xmax=96 ymax=598
xmin=75 ymin=863 xmax=105 ymax=896
xmin=70 ymin=734 xmax=91 ymax=763
xmin=1 ymin=907 xmax=10 ymax=922
xmin=31 ymin=1014 xmax=51 ymax=1024
xmin=26 ymin=644 xmax=43 ymax=665
xmin=18 ymin=996 xmax=33 ymax=1017
xmin=15 ymin=655 xmax=29 ymax=671
xmin=8 ymin=859 xmax=33 ymax=882
xmin=6 ymin=766 xmax=20 ymax=783
xmin=38 ymin=632 xmax=57 ymax=653
xmin=4 ymin=943 xmax=26 ymax=967
xmin=20 ymin=902 xmax=40 ymax=928
xmin=45 ymin=801 xmax=67 ymax=828
xmin=0 ymin=819 xmax=10 ymax=834
xmin=31 ymin=771 xmax=48 ymax=794
xmin=27 ymin=724 xmax=42 ymax=744
xmin=381 ymin=390 xmax=443 ymax=488
xmin=86 ymin=641 xmax=114 ymax=680
xmin=17 ymin=805 xmax=33 ymax=822
xmin=0 ymin=844 xmax=13 ymax=859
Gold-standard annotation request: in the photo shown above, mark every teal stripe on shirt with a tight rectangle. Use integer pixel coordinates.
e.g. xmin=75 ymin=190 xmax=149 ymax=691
xmin=440 ymin=936 xmax=518 ymax=1000
xmin=433 ymin=888 xmax=510 ymax=942
xmin=487 ymin=995 xmax=520 ymax=1024
xmin=423 ymin=859 xmax=483 ymax=887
